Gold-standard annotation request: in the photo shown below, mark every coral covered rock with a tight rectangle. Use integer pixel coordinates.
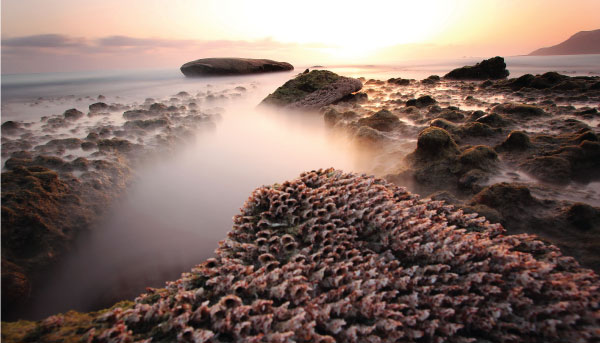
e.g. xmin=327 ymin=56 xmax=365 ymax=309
xmin=56 ymin=169 xmax=600 ymax=343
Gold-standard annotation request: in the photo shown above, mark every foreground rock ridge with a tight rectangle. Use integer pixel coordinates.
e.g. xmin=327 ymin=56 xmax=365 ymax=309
xmin=8 ymin=169 xmax=599 ymax=342
xmin=181 ymin=58 xmax=294 ymax=77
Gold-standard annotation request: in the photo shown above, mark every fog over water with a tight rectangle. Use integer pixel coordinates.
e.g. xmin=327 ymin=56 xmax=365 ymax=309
xmin=10 ymin=70 xmax=372 ymax=319
xmin=3 ymin=55 xmax=599 ymax=319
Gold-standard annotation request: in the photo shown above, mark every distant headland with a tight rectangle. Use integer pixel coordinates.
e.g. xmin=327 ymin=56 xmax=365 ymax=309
xmin=529 ymin=29 xmax=600 ymax=56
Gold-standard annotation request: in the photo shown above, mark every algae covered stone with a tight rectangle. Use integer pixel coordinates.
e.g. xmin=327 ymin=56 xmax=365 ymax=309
xmin=260 ymin=70 xmax=362 ymax=110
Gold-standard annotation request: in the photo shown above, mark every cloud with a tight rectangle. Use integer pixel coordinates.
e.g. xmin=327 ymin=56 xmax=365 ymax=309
xmin=1 ymin=34 xmax=332 ymax=73
xmin=2 ymin=34 xmax=88 ymax=48
xmin=96 ymin=35 xmax=195 ymax=48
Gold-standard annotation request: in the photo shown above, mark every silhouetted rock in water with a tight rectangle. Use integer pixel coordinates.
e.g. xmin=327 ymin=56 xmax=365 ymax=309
xmin=1 ymin=121 xmax=22 ymax=135
xmin=529 ymin=29 xmax=600 ymax=55
xmin=406 ymin=95 xmax=437 ymax=108
xmin=180 ymin=58 xmax=293 ymax=76
xmin=387 ymin=77 xmax=411 ymax=85
xmin=493 ymin=72 xmax=600 ymax=91
xmin=444 ymin=56 xmax=509 ymax=80
xmin=421 ymin=75 xmax=440 ymax=84
xmin=260 ymin=70 xmax=362 ymax=110
xmin=63 ymin=108 xmax=84 ymax=120
xmin=6 ymin=169 xmax=598 ymax=343
xmin=89 ymin=102 xmax=109 ymax=112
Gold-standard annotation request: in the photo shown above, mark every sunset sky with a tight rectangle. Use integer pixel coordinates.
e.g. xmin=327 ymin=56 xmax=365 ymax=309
xmin=2 ymin=0 xmax=599 ymax=73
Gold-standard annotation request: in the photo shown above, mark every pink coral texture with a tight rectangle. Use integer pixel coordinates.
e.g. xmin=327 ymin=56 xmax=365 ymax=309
xmin=93 ymin=169 xmax=599 ymax=343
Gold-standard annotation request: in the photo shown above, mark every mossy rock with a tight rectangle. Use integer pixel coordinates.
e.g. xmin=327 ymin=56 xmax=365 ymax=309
xmin=1 ymin=301 xmax=134 ymax=343
xmin=492 ymin=103 xmax=547 ymax=118
xmin=356 ymin=109 xmax=401 ymax=132
xmin=458 ymin=145 xmax=498 ymax=172
xmin=261 ymin=70 xmax=342 ymax=106
xmin=430 ymin=118 xmax=457 ymax=131
xmin=476 ymin=112 xmax=510 ymax=127
xmin=412 ymin=127 xmax=459 ymax=160
xmin=498 ymin=131 xmax=531 ymax=151
xmin=456 ymin=122 xmax=497 ymax=138
xmin=520 ymin=156 xmax=572 ymax=184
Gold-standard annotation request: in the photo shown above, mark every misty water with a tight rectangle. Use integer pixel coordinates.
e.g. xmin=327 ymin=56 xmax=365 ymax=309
xmin=2 ymin=55 xmax=600 ymax=320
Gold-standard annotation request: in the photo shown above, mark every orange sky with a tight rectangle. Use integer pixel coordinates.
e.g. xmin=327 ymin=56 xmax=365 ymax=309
xmin=2 ymin=0 xmax=599 ymax=73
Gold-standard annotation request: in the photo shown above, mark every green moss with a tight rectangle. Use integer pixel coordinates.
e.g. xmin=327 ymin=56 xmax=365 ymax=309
xmin=1 ymin=301 xmax=134 ymax=343
xmin=261 ymin=70 xmax=342 ymax=106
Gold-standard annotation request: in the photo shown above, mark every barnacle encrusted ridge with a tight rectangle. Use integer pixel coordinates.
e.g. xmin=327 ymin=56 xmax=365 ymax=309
xmin=92 ymin=168 xmax=599 ymax=343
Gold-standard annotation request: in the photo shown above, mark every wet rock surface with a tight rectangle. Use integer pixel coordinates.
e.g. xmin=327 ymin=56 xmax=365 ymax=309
xmin=0 ymin=85 xmax=242 ymax=318
xmin=181 ymin=58 xmax=293 ymax=76
xmin=302 ymin=66 xmax=600 ymax=274
xmin=4 ymin=169 xmax=599 ymax=342
xmin=260 ymin=70 xmax=362 ymax=110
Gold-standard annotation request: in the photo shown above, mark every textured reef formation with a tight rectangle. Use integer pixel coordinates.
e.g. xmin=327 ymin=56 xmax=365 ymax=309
xmin=260 ymin=70 xmax=362 ymax=110
xmin=313 ymin=60 xmax=600 ymax=274
xmin=7 ymin=169 xmax=599 ymax=342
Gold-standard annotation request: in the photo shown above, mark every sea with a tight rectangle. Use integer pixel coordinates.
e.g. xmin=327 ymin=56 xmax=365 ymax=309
xmin=2 ymin=54 xmax=599 ymax=320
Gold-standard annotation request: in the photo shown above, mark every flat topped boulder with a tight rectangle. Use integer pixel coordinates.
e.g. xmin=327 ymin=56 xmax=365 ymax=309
xmin=180 ymin=58 xmax=293 ymax=76
xmin=444 ymin=56 xmax=509 ymax=80
xmin=260 ymin=70 xmax=363 ymax=110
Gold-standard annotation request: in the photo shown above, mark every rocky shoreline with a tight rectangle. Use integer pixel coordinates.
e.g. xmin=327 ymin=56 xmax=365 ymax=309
xmin=1 ymin=86 xmax=248 ymax=318
xmin=308 ymin=58 xmax=600 ymax=274
xmin=3 ymin=169 xmax=599 ymax=342
xmin=2 ymin=57 xmax=600 ymax=341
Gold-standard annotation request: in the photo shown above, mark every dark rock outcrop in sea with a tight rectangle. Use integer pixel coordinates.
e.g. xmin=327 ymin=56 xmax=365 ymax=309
xmin=4 ymin=169 xmax=599 ymax=342
xmin=260 ymin=70 xmax=363 ymax=110
xmin=180 ymin=58 xmax=293 ymax=77
xmin=529 ymin=29 xmax=600 ymax=56
xmin=444 ymin=56 xmax=509 ymax=80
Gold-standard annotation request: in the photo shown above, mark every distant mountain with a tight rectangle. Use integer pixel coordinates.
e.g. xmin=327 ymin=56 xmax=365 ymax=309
xmin=529 ymin=29 xmax=600 ymax=56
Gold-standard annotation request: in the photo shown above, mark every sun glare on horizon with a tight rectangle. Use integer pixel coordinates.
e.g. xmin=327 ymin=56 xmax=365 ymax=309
xmin=193 ymin=0 xmax=462 ymax=60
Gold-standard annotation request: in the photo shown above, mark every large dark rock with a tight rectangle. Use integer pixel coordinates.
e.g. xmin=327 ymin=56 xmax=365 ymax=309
xmin=180 ymin=58 xmax=293 ymax=76
xmin=444 ymin=56 xmax=509 ymax=80
xmin=260 ymin=70 xmax=362 ymax=110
